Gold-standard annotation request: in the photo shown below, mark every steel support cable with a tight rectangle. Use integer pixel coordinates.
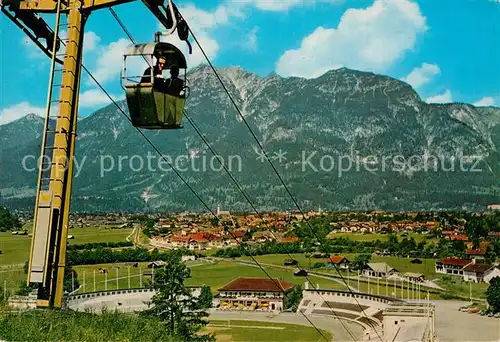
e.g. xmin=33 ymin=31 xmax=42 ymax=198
xmin=178 ymin=11 xmax=384 ymax=342
xmin=183 ymin=110 xmax=357 ymax=341
xmin=82 ymin=62 xmax=329 ymax=342
xmin=99 ymin=9 xmax=330 ymax=341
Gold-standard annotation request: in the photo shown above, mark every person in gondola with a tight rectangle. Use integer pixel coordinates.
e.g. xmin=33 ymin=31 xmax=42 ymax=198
xmin=141 ymin=56 xmax=167 ymax=90
xmin=164 ymin=65 xmax=185 ymax=97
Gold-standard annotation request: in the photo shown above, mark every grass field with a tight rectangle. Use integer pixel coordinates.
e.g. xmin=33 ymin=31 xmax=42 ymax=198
xmin=236 ymin=253 xmax=487 ymax=300
xmin=326 ymin=232 xmax=438 ymax=245
xmin=68 ymin=258 xmax=445 ymax=300
xmin=237 ymin=254 xmax=440 ymax=299
xmin=436 ymin=277 xmax=489 ymax=299
xmin=0 ymin=310 xmax=330 ymax=342
xmin=0 ymin=226 xmax=133 ymax=294
xmin=0 ymin=308 xmax=177 ymax=342
xmin=71 ymin=260 xmax=348 ymax=294
xmin=186 ymin=261 xmax=347 ymax=292
xmin=203 ymin=320 xmax=332 ymax=342
xmin=0 ymin=226 xmax=133 ymax=267
xmin=67 ymin=226 xmax=134 ymax=245
xmin=239 ymin=254 xmax=438 ymax=279
xmin=0 ymin=267 xmax=25 ymax=296
xmin=1 ymin=226 xmax=489 ymax=302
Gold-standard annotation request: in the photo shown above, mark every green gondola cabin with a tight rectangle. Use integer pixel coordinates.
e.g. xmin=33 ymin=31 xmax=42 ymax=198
xmin=121 ymin=42 xmax=188 ymax=129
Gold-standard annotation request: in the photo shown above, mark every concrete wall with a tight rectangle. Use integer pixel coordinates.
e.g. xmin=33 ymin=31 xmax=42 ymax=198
xmin=383 ymin=315 xmax=430 ymax=342
xmin=8 ymin=295 xmax=37 ymax=309
xmin=65 ymin=287 xmax=201 ymax=313
xmin=301 ymin=289 xmax=400 ymax=309
xmin=382 ymin=305 xmax=435 ymax=342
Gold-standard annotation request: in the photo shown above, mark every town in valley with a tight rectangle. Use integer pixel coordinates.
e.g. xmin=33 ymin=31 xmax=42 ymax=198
xmin=2 ymin=206 xmax=500 ymax=341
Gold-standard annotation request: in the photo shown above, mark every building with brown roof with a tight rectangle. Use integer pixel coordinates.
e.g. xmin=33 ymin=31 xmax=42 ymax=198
xmin=217 ymin=277 xmax=294 ymax=311
xmin=435 ymin=257 xmax=472 ymax=276
xmin=463 ymin=263 xmax=494 ymax=283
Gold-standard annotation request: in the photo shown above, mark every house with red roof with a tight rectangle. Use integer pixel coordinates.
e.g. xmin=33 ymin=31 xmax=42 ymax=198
xmin=327 ymin=256 xmax=351 ymax=270
xmin=168 ymin=235 xmax=190 ymax=249
xmin=465 ymin=249 xmax=486 ymax=260
xmin=186 ymin=233 xmax=209 ymax=250
xmin=450 ymin=235 xmax=469 ymax=241
xmin=435 ymin=257 xmax=472 ymax=276
xmin=217 ymin=277 xmax=294 ymax=311
xmin=252 ymin=231 xmax=276 ymax=243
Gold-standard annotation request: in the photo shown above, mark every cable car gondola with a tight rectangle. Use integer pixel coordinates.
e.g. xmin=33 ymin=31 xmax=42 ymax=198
xmin=121 ymin=0 xmax=191 ymax=130
xmin=121 ymin=41 xmax=189 ymax=129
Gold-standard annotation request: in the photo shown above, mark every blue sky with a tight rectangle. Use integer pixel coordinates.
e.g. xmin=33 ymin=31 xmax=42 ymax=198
xmin=1 ymin=0 xmax=499 ymax=124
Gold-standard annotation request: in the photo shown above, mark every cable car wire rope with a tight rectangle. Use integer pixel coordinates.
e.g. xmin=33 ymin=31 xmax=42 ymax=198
xmin=108 ymin=8 xmax=356 ymax=340
xmin=110 ymin=5 xmax=382 ymax=340
xmin=15 ymin=10 xmax=325 ymax=336
xmin=184 ymin=110 xmax=358 ymax=341
xmin=29 ymin=16 xmax=328 ymax=340
xmin=80 ymin=58 xmax=330 ymax=342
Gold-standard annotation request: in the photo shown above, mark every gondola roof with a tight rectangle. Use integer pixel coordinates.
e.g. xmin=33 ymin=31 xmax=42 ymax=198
xmin=124 ymin=42 xmax=187 ymax=69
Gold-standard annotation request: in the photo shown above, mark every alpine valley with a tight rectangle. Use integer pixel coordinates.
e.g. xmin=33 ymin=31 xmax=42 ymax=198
xmin=1 ymin=66 xmax=499 ymax=212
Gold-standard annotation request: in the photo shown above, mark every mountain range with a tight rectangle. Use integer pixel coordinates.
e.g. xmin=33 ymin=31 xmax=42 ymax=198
xmin=1 ymin=65 xmax=499 ymax=212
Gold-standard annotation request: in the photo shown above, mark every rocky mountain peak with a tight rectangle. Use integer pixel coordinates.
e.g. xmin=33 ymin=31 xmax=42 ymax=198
xmin=1 ymin=66 xmax=499 ymax=212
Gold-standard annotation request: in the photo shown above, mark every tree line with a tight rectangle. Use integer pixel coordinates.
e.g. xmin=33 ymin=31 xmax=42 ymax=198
xmin=66 ymin=247 xmax=200 ymax=266
xmin=67 ymin=241 xmax=134 ymax=251
xmin=0 ymin=206 xmax=21 ymax=232
xmin=214 ymin=233 xmax=499 ymax=261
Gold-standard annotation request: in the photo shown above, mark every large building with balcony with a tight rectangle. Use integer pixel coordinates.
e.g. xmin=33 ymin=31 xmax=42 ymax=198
xmin=216 ymin=277 xmax=294 ymax=311
xmin=435 ymin=257 xmax=472 ymax=276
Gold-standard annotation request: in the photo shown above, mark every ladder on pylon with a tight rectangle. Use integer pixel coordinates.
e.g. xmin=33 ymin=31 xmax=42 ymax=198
xmin=38 ymin=0 xmax=70 ymax=192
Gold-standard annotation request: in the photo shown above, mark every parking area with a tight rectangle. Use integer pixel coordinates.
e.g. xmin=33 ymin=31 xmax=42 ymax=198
xmin=434 ymin=300 xmax=500 ymax=342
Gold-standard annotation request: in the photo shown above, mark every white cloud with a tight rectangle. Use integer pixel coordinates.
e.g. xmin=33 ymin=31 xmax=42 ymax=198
xmin=426 ymin=90 xmax=453 ymax=104
xmin=86 ymin=38 xmax=130 ymax=85
xmin=473 ymin=97 xmax=496 ymax=107
xmin=0 ymin=102 xmax=45 ymax=125
xmin=79 ymin=88 xmax=123 ymax=109
xmin=89 ymin=3 xmax=238 ymax=85
xmin=157 ymin=3 xmax=242 ymax=69
xmin=244 ymin=26 xmax=259 ymax=51
xmin=157 ymin=1 xmax=340 ymax=69
xmin=239 ymin=0 xmax=341 ymax=12
xmin=160 ymin=32 xmax=219 ymax=70
xmin=175 ymin=3 xmax=239 ymax=30
xmin=0 ymin=89 xmax=122 ymax=126
xmin=276 ymin=0 xmax=427 ymax=78
xmin=402 ymin=63 xmax=440 ymax=89
xmin=83 ymin=31 xmax=101 ymax=52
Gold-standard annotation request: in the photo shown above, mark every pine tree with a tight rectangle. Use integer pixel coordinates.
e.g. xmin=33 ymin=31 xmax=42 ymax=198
xmin=144 ymin=252 xmax=214 ymax=342
xmin=196 ymin=285 xmax=213 ymax=310
xmin=486 ymin=277 xmax=500 ymax=313
xmin=285 ymin=285 xmax=303 ymax=311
